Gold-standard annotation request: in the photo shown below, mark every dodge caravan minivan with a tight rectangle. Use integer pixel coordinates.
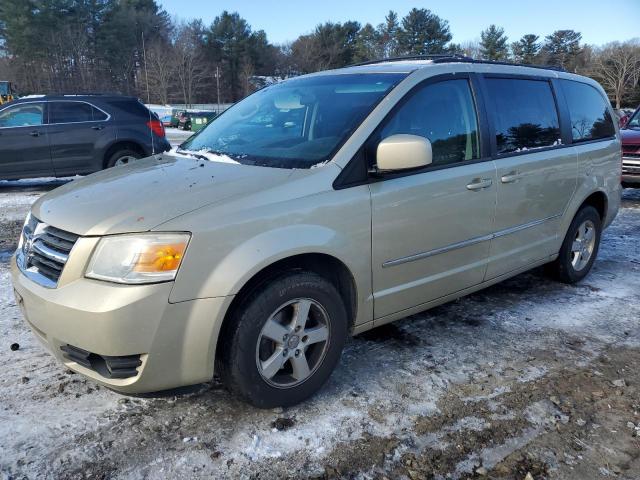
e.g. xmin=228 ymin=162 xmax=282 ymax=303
xmin=11 ymin=56 xmax=621 ymax=408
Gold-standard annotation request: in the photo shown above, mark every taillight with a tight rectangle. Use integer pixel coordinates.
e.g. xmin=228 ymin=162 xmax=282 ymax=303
xmin=146 ymin=120 xmax=165 ymax=137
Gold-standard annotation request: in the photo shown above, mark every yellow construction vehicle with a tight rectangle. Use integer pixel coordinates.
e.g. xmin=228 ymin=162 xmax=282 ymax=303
xmin=0 ymin=81 xmax=16 ymax=105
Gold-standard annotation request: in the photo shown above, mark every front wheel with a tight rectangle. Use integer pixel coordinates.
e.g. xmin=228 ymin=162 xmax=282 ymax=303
xmin=547 ymin=205 xmax=602 ymax=284
xmin=218 ymin=272 xmax=348 ymax=408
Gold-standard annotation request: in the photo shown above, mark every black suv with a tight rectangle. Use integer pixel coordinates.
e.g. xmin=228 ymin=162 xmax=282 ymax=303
xmin=0 ymin=95 xmax=171 ymax=180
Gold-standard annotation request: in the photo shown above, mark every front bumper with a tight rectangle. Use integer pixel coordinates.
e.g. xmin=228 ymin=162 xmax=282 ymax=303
xmin=11 ymin=255 xmax=232 ymax=393
xmin=622 ymin=156 xmax=640 ymax=185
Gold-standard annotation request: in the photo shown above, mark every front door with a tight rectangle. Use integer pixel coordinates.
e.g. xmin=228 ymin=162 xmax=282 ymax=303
xmin=482 ymin=77 xmax=577 ymax=279
xmin=0 ymin=102 xmax=53 ymax=180
xmin=370 ymin=77 xmax=497 ymax=319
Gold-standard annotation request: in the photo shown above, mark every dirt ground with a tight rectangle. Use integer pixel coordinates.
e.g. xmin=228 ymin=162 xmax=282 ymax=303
xmin=1 ymin=181 xmax=639 ymax=480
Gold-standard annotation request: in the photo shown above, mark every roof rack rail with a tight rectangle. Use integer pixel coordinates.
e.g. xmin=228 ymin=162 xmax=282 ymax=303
xmin=43 ymin=93 xmax=110 ymax=97
xmin=351 ymin=54 xmax=470 ymax=67
xmin=350 ymin=54 xmax=566 ymax=72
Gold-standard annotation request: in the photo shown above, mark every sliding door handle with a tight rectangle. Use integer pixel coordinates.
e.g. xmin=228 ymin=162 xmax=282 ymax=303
xmin=501 ymin=171 xmax=522 ymax=183
xmin=466 ymin=178 xmax=493 ymax=191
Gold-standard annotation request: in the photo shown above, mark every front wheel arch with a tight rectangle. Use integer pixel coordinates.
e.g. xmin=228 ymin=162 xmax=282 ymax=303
xmin=214 ymin=253 xmax=357 ymax=367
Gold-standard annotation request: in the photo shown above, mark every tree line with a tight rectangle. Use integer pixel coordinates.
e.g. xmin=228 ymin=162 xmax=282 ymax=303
xmin=0 ymin=1 xmax=639 ymax=108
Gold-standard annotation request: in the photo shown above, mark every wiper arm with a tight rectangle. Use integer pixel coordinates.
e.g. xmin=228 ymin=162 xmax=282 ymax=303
xmin=175 ymin=148 xmax=240 ymax=165
xmin=176 ymin=149 xmax=209 ymax=161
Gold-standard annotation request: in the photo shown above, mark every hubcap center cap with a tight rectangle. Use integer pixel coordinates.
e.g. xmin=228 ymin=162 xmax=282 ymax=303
xmin=287 ymin=334 xmax=300 ymax=349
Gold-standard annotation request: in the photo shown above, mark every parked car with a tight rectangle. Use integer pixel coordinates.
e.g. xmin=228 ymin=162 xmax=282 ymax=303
xmin=0 ymin=95 xmax=171 ymax=180
xmin=12 ymin=57 xmax=621 ymax=408
xmin=178 ymin=110 xmax=216 ymax=132
xmin=614 ymin=108 xmax=635 ymax=128
xmin=621 ymin=106 xmax=640 ymax=188
xmin=169 ymin=109 xmax=184 ymax=128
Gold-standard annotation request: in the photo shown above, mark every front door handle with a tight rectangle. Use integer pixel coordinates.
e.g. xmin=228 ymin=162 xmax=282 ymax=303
xmin=29 ymin=131 xmax=40 ymax=137
xmin=466 ymin=178 xmax=493 ymax=191
xmin=91 ymin=125 xmax=105 ymax=130
xmin=501 ymin=171 xmax=522 ymax=183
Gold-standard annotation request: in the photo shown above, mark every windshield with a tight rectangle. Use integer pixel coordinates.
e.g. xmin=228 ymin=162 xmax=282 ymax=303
xmin=179 ymin=73 xmax=407 ymax=168
xmin=626 ymin=109 xmax=640 ymax=129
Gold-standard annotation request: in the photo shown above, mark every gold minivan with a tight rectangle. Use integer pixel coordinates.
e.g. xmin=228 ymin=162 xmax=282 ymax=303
xmin=11 ymin=57 xmax=621 ymax=407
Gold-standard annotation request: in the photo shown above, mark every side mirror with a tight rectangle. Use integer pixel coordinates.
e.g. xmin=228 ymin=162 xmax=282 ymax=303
xmin=376 ymin=134 xmax=432 ymax=172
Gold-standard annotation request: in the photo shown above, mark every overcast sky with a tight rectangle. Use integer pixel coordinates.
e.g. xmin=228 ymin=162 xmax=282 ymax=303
xmin=159 ymin=0 xmax=640 ymax=46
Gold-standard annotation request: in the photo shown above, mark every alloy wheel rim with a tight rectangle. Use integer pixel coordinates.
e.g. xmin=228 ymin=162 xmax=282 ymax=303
xmin=114 ymin=155 xmax=137 ymax=166
xmin=255 ymin=298 xmax=331 ymax=388
xmin=571 ymin=219 xmax=596 ymax=271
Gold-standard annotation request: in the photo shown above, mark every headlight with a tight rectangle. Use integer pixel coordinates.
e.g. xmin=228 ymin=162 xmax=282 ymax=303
xmin=85 ymin=233 xmax=190 ymax=284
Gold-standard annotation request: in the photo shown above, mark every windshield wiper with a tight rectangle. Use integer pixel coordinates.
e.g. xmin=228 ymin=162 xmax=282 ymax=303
xmin=176 ymin=149 xmax=209 ymax=161
xmin=175 ymin=148 xmax=240 ymax=165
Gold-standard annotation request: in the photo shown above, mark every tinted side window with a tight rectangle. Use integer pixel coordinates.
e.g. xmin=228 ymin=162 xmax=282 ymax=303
xmin=379 ymin=79 xmax=480 ymax=166
xmin=560 ymin=80 xmax=615 ymax=142
xmin=49 ymin=102 xmax=93 ymax=123
xmin=104 ymin=100 xmax=150 ymax=119
xmin=0 ymin=103 xmax=44 ymax=127
xmin=486 ymin=79 xmax=561 ymax=154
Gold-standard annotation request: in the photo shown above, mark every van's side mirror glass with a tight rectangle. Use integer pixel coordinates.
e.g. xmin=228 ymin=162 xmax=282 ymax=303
xmin=376 ymin=134 xmax=433 ymax=172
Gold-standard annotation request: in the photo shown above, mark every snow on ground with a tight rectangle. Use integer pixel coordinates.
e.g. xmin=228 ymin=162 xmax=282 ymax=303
xmin=0 ymin=185 xmax=639 ymax=479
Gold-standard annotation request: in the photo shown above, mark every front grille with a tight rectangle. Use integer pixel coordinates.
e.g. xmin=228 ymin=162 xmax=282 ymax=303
xmin=622 ymin=144 xmax=640 ymax=157
xmin=17 ymin=216 xmax=79 ymax=288
xmin=60 ymin=345 xmax=142 ymax=379
xmin=622 ymin=155 xmax=640 ymax=176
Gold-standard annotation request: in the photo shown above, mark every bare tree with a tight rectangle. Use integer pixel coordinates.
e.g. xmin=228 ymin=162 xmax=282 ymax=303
xmin=591 ymin=40 xmax=640 ymax=108
xmin=460 ymin=40 xmax=482 ymax=59
xmin=146 ymin=40 xmax=175 ymax=104
xmin=173 ymin=21 xmax=207 ymax=106
xmin=239 ymin=57 xmax=255 ymax=97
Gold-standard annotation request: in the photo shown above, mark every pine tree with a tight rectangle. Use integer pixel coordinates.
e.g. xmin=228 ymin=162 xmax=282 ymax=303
xmin=398 ymin=8 xmax=452 ymax=55
xmin=542 ymin=30 xmax=582 ymax=69
xmin=511 ymin=34 xmax=541 ymax=64
xmin=480 ymin=25 xmax=508 ymax=61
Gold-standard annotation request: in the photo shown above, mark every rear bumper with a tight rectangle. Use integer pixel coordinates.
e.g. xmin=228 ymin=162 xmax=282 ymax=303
xmin=11 ymin=255 xmax=232 ymax=393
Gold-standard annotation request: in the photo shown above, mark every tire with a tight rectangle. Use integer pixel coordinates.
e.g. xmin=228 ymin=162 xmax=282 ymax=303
xmin=218 ymin=271 xmax=348 ymax=408
xmin=105 ymin=149 xmax=142 ymax=168
xmin=547 ymin=205 xmax=602 ymax=284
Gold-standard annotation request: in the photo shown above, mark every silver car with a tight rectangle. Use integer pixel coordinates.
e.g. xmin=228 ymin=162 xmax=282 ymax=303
xmin=11 ymin=57 xmax=621 ymax=407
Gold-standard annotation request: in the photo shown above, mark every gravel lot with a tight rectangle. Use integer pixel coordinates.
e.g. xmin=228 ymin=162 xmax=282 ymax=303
xmin=1 ymin=182 xmax=639 ymax=480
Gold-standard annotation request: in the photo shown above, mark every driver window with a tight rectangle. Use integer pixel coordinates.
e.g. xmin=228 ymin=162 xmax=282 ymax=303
xmin=380 ymin=79 xmax=480 ymax=166
xmin=0 ymin=103 xmax=44 ymax=128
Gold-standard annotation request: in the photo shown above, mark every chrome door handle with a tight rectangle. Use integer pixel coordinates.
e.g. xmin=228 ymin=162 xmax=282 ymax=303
xmin=501 ymin=171 xmax=521 ymax=183
xmin=29 ymin=131 xmax=40 ymax=137
xmin=466 ymin=178 xmax=493 ymax=190
xmin=91 ymin=125 xmax=105 ymax=130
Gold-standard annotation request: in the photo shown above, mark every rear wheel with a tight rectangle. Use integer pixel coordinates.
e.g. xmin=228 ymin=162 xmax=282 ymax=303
xmin=547 ymin=205 xmax=602 ymax=284
xmin=218 ymin=271 xmax=348 ymax=408
xmin=106 ymin=149 xmax=142 ymax=168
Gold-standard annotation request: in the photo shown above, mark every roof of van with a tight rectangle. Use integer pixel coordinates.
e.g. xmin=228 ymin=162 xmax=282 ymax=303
xmin=324 ymin=55 xmax=578 ymax=79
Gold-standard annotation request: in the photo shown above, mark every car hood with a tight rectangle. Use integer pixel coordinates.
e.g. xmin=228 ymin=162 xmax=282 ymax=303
xmin=32 ymin=153 xmax=297 ymax=236
xmin=621 ymin=128 xmax=640 ymax=145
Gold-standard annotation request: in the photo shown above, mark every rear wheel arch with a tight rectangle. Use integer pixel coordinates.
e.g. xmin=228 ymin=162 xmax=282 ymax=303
xmin=214 ymin=253 xmax=358 ymax=366
xmin=580 ymin=190 xmax=608 ymax=222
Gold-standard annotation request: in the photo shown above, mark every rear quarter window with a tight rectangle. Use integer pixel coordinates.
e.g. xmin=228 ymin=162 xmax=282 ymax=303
xmin=102 ymin=99 xmax=153 ymax=120
xmin=560 ymin=80 xmax=615 ymax=142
